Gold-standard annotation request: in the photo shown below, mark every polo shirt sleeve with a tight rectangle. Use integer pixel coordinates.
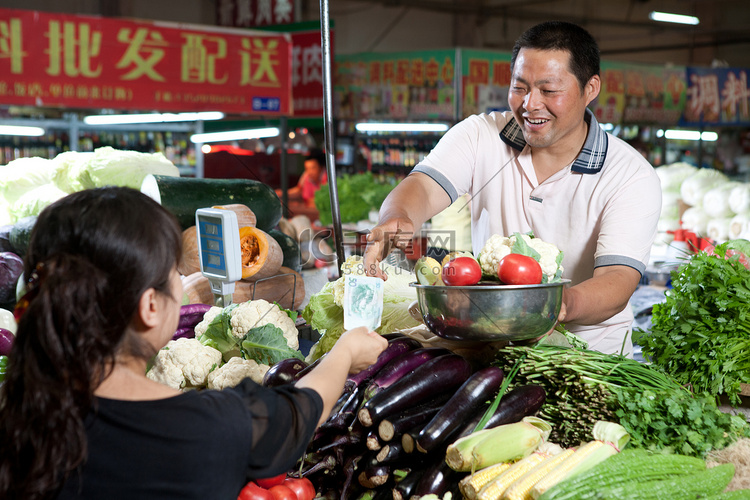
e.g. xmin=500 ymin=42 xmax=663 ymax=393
xmin=594 ymin=154 xmax=662 ymax=276
xmin=412 ymin=113 xmax=509 ymax=204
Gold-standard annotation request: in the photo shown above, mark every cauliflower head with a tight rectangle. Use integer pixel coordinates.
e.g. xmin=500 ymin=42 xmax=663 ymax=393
xmin=206 ymin=356 xmax=270 ymax=389
xmin=478 ymin=234 xmax=514 ymax=276
xmin=229 ymin=299 xmax=299 ymax=350
xmin=193 ymin=306 xmax=223 ymax=338
xmin=147 ymin=338 xmax=222 ymax=390
xmin=478 ymin=233 xmax=563 ymax=282
xmin=524 ymin=235 xmax=564 ymax=279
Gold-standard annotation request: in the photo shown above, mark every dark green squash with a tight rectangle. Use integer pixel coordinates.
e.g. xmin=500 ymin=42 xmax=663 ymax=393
xmin=140 ymin=175 xmax=282 ymax=232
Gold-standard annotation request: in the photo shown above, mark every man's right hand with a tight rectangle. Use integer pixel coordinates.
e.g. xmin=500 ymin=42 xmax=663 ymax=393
xmin=363 ymin=216 xmax=416 ymax=280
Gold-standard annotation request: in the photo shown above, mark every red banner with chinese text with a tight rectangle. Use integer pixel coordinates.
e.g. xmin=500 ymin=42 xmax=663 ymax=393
xmin=0 ymin=8 xmax=292 ymax=115
xmin=290 ymin=30 xmax=325 ymax=118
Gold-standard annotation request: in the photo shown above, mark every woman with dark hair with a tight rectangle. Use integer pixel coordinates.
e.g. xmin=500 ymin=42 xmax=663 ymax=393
xmin=0 ymin=186 xmax=387 ymax=500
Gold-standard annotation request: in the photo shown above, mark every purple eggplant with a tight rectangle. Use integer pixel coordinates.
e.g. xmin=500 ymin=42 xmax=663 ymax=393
xmin=322 ymin=337 xmax=423 ymax=425
xmin=357 ymin=353 xmax=472 ymax=427
xmin=300 ymin=453 xmax=337 ymax=477
xmin=415 ymin=366 xmax=505 ymax=454
xmin=262 ymin=357 xmax=309 ymax=387
xmin=453 ymin=384 xmax=547 ymax=440
xmin=0 ymin=327 xmax=13 ymax=356
xmin=377 ymin=394 xmax=452 ymax=442
xmin=412 ymin=456 xmax=459 ymax=500
xmin=375 ymin=441 xmax=426 ymax=467
xmin=294 ymin=356 xmax=323 ymax=379
xmin=480 ymin=384 xmax=546 ymax=428
xmin=381 ymin=332 xmax=408 ymax=341
xmin=358 ymin=462 xmax=391 ymax=489
xmin=177 ymin=303 xmax=212 ymax=329
xmin=366 ymin=429 xmax=382 ymax=451
xmin=320 ymin=382 xmax=365 ymax=431
xmin=0 ymin=252 xmax=23 ymax=304
xmin=346 ymin=337 xmax=423 ymax=389
xmin=393 ymin=468 xmax=427 ymax=500
xmin=341 ymin=453 xmax=365 ymax=500
xmin=362 ymin=347 xmax=451 ymax=400
xmin=171 ymin=327 xmax=195 ymax=341
xmin=401 ymin=429 xmax=419 ymax=454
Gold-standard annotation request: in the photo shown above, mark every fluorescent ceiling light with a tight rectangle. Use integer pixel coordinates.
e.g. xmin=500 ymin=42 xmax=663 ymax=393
xmin=649 ymin=11 xmax=699 ymax=25
xmin=190 ymin=127 xmax=280 ymax=144
xmin=355 ymin=122 xmax=450 ymax=133
xmin=0 ymin=125 xmax=45 ymax=136
xmin=661 ymin=129 xmax=718 ymax=141
xmin=83 ymin=111 xmax=224 ymax=125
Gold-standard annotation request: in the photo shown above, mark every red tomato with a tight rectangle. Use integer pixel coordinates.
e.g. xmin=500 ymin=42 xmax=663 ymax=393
xmin=497 ymin=254 xmax=543 ymax=285
xmin=255 ymin=473 xmax=288 ymax=489
xmin=268 ymin=484 xmax=298 ymax=500
xmin=238 ymin=482 xmax=275 ymax=500
xmin=282 ymin=478 xmax=316 ymax=500
xmin=442 ymin=256 xmax=482 ymax=286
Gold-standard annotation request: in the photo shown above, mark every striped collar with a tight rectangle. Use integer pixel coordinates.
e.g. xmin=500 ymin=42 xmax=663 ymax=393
xmin=499 ymin=108 xmax=608 ymax=174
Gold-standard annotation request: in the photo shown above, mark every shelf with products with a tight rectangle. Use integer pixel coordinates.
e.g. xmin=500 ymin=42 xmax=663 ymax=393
xmin=0 ymin=114 xmax=199 ymax=176
xmin=334 ymin=120 xmax=448 ymax=175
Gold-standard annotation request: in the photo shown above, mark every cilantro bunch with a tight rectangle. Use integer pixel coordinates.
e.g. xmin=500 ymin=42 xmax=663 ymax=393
xmin=613 ymin=388 xmax=750 ymax=458
xmin=638 ymin=241 xmax=750 ymax=405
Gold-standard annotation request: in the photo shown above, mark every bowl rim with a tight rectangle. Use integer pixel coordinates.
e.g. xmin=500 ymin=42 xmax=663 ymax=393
xmin=409 ymin=279 xmax=571 ymax=291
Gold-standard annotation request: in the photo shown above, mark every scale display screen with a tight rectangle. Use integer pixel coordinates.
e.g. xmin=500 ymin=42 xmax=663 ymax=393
xmin=198 ymin=216 xmax=227 ymax=276
xmin=195 ymin=209 xmax=242 ymax=283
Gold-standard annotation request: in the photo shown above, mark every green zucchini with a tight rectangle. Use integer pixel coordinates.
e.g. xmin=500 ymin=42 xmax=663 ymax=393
xmin=268 ymin=229 xmax=302 ymax=273
xmin=600 ymin=463 xmax=735 ymax=499
xmin=9 ymin=216 xmax=37 ymax=257
xmin=702 ymin=490 xmax=750 ymax=500
xmin=539 ymin=450 xmax=707 ymax=500
xmin=141 ymin=175 xmax=282 ymax=232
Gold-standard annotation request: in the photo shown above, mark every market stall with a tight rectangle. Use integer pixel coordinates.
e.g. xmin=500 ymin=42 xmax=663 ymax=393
xmin=3 ymin=5 xmax=750 ymax=500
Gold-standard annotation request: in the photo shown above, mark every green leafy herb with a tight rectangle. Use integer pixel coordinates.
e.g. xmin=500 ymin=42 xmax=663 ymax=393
xmin=638 ymin=242 xmax=750 ymax=405
xmin=240 ymin=324 xmax=304 ymax=365
xmin=314 ymin=173 xmax=396 ymax=226
xmin=613 ymin=388 xmax=750 ymax=458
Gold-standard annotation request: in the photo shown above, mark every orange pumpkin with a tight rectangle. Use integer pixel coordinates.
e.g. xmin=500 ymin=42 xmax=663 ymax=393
xmin=211 ymin=204 xmax=257 ymax=228
xmin=238 ymin=226 xmax=283 ymax=280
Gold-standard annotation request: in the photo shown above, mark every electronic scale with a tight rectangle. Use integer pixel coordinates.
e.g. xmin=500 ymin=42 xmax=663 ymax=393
xmin=195 ymin=207 xmax=242 ymax=307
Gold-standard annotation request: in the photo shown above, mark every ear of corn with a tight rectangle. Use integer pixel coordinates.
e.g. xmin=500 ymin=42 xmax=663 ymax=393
xmin=460 ymin=462 xmax=513 ymax=500
xmin=591 ymin=421 xmax=630 ymax=450
xmin=477 ymin=453 xmax=549 ymax=500
xmin=530 ymin=440 xmax=618 ymax=499
xmin=503 ymin=449 xmax=575 ymax=500
xmin=446 ymin=417 xmax=552 ymax=472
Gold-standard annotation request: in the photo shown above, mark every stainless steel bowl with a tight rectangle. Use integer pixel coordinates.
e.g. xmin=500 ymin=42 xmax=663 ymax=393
xmin=410 ymin=280 xmax=570 ymax=342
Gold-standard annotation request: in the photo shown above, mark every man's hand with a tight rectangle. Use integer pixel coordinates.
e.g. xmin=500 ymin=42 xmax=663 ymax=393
xmin=363 ymin=216 xmax=415 ymax=279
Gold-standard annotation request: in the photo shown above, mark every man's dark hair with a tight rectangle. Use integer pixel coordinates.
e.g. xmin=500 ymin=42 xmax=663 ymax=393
xmin=511 ymin=21 xmax=600 ymax=91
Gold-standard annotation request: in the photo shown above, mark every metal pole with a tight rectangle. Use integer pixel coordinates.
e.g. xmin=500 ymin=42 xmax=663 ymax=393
xmin=319 ymin=0 xmax=346 ymax=271
xmin=279 ymin=116 xmax=290 ymax=217
xmin=194 ymin=120 xmax=204 ymax=178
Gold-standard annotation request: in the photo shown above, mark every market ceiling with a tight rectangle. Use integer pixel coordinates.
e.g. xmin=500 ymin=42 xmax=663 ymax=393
xmin=332 ymin=0 xmax=750 ymax=65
